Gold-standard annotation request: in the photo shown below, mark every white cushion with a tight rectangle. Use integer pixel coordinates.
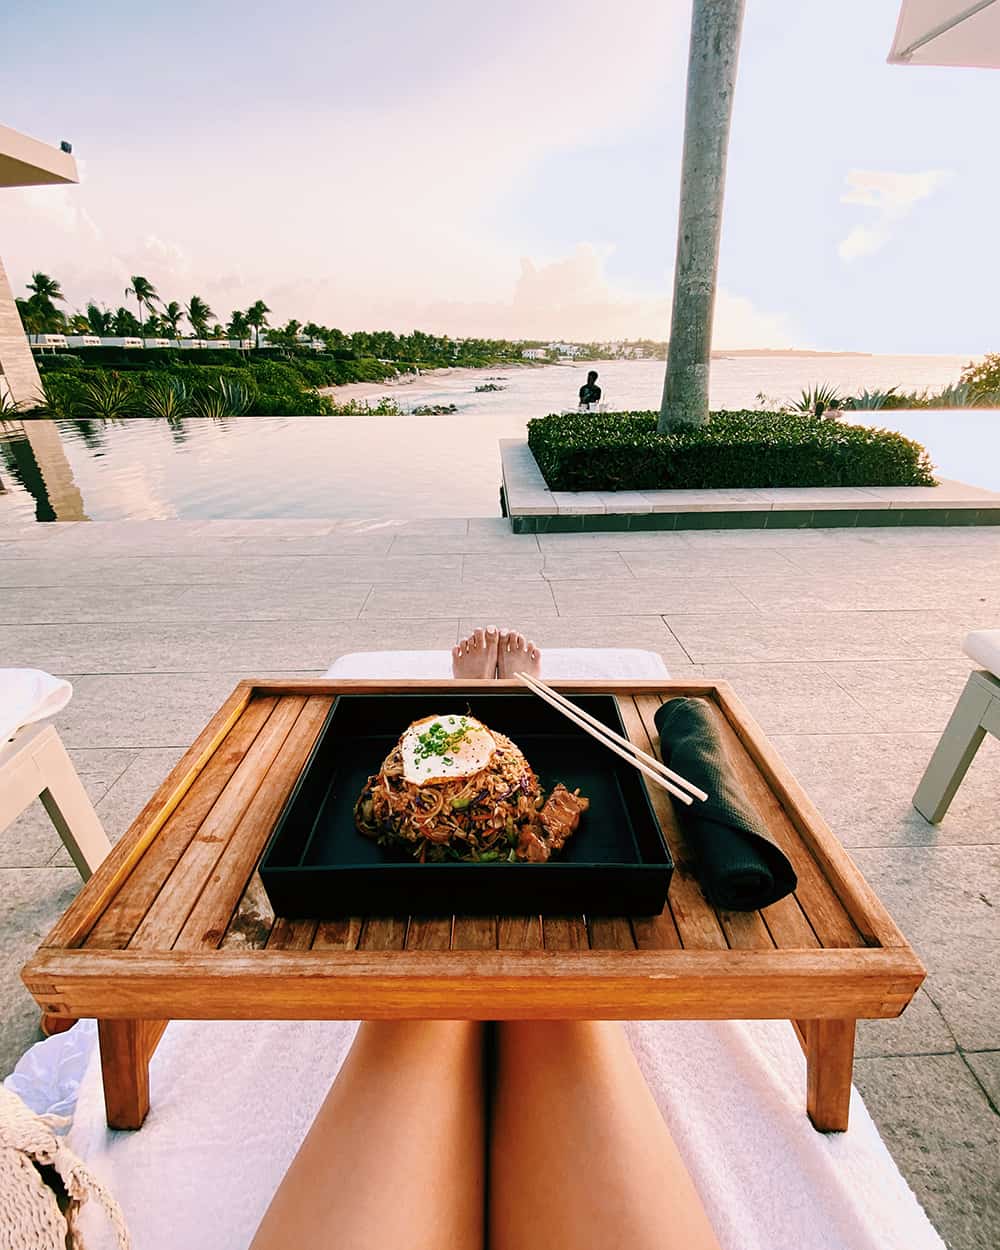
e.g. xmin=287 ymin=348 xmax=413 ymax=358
xmin=963 ymin=630 xmax=1000 ymax=678
xmin=0 ymin=669 xmax=73 ymax=746
xmin=325 ymin=648 xmax=669 ymax=680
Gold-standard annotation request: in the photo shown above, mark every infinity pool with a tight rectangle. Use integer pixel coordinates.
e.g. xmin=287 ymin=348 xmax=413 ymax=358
xmin=1 ymin=359 xmax=996 ymax=523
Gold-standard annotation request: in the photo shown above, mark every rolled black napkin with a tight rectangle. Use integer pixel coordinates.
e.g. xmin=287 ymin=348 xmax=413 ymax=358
xmin=654 ymin=697 xmax=797 ymax=911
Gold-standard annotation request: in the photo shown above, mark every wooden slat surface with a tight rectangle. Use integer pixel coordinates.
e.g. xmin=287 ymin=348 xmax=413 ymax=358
xmin=26 ymin=679 xmax=924 ymax=1026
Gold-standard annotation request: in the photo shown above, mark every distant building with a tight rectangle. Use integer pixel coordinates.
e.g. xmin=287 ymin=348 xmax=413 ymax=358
xmin=522 ymin=347 xmax=547 ymax=360
xmin=548 ymin=342 xmax=582 ymax=358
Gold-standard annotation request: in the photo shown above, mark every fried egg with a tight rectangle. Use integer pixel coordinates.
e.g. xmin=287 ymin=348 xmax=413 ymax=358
xmin=400 ymin=714 xmax=497 ymax=785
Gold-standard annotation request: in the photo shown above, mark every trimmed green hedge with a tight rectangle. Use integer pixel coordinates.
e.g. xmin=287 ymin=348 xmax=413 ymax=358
xmin=527 ymin=410 xmax=935 ymax=491
xmin=39 ymin=348 xmax=401 ymax=388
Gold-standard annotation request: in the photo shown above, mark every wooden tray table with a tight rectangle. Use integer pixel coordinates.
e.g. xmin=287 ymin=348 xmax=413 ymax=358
xmin=22 ymin=679 xmax=925 ymax=1134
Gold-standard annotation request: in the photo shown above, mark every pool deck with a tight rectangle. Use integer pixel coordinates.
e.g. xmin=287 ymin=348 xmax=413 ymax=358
xmin=1 ymin=513 xmax=998 ymax=1249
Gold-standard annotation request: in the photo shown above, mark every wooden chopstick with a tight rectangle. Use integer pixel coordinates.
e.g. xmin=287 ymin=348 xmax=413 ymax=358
xmin=514 ymin=672 xmax=707 ymax=806
xmin=517 ymin=671 xmax=707 ymax=802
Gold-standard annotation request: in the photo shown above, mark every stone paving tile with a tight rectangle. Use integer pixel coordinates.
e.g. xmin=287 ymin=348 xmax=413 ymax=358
xmin=186 ymin=519 xmax=342 ymax=539
xmin=364 ymin=583 xmax=557 ymax=619
xmin=0 ymin=584 xmax=192 ymax=624
xmin=675 ymin=528 xmax=838 ymax=549
xmin=665 ymin=611 xmax=913 ymax=663
xmin=853 ymin=1053 xmax=999 ymax=1250
xmin=822 ymin=659 xmax=977 ymax=732
xmin=459 ymin=551 xmax=636 ymax=581
xmin=621 ymin=548 xmax=799 ymax=578
xmin=0 ymin=867 xmax=80 ymax=1080
xmin=0 ymin=554 xmax=309 ymax=588
xmin=535 ymin=531 xmax=695 ymax=551
xmin=736 ymin=575 xmax=1000 ymax=614
xmin=52 ymin=673 xmax=256 ymax=748
xmin=856 ymin=988 xmax=956 ymax=1059
xmin=964 ymin=1051 xmax=1000 ymax=1108
xmin=872 ymin=610 xmax=1000 ymax=660
xmin=275 ymin=555 xmax=463 ymax=584
xmin=849 ymin=846 xmax=1000 ymax=1052
xmin=781 ymin=543 xmax=1000 ymax=577
xmin=172 ymin=583 xmax=373 ymax=621
xmin=389 ymin=530 xmax=541 ymax=556
xmin=0 ymin=617 xmax=461 ymax=673
xmin=552 ymin=578 xmax=753 ymax=617
xmin=770 ymin=731 xmax=1000 ymax=847
xmin=224 ymin=532 xmax=400 ymax=558
xmin=691 ymin=663 xmax=877 ymax=734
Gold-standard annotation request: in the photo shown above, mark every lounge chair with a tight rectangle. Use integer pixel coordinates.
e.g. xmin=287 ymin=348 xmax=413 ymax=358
xmin=0 ymin=669 xmax=110 ymax=879
xmin=912 ymin=630 xmax=1000 ymax=823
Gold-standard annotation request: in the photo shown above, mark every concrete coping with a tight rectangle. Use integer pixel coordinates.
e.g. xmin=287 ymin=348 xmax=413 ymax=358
xmin=499 ymin=438 xmax=1000 ymax=532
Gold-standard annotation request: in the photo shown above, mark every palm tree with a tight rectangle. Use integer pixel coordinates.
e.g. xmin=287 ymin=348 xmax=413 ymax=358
xmin=86 ymin=303 xmax=113 ymax=335
xmin=658 ymin=0 xmax=746 ymax=431
xmin=160 ymin=301 xmax=184 ymax=339
xmin=186 ymin=295 xmax=213 ymax=340
xmin=124 ymin=275 xmax=160 ymax=339
xmin=227 ymin=310 xmax=250 ymax=348
xmin=24 ymin=272 xmax=65 ymax=341
xmin=246 ymin=299 xmax=270 ymax=349
xmin=68 ymin=313 xmax=91 ymax=334
xmin=113 ymin=306 xmax=141 ymax=337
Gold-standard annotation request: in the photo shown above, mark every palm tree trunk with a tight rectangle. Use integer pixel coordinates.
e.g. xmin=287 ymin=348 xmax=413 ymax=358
xmin=658 ymin=0 xmax=746 ymax=432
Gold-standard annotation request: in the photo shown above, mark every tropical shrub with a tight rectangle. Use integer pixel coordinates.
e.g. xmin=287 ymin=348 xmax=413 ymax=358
xmin=842 ymin=387 xmax=897 ymax=411
xmin=76 ymin=372 xmax=136 ymax=419
xmin=960 ymin=353 xmax=1000 ymax=394
xmin=190 ymin=378 xmax=253 ymax=418
xmin=527 ymin=410 xmax=935 ymax=491
xmin=141 ymin=378 xmax=191 ymax=420
xmin=791 ymin=384 xmax=843 ymax=417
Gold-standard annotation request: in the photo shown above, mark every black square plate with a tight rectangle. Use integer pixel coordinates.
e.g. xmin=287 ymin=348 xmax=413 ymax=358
xmin=259 ymin=693 xmax=673 ymax=917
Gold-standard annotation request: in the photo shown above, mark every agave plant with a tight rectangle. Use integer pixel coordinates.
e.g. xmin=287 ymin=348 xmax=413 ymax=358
xmin=791 ymin=383 xmax=843 ymax=418
xmin=76 ymin=372 xmax=136 ymax=419
xmin=142 ymin=377 xmax=191 ymax=420
xmin=0 ymin=390 xmax=22 ymax=418
xmin=190 ymin=377 xmax=252 ymax=418
xmin=843 ymin=387 xmax=898 ymax=411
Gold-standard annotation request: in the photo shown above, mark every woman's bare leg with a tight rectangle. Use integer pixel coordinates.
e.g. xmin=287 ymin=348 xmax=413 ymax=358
xmin=490 ymin=1021 xmax=721 ymax=1250
xmin=251 ymin=1021 xmax=486 ymax=1250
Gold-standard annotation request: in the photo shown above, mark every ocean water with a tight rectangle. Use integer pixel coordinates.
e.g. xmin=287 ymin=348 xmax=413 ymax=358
xmin=1 ymin=355 xmax=996 ymax=523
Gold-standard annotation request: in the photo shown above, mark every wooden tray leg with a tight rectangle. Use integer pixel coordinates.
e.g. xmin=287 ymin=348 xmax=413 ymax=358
xmin=802 ymin=1018 xmax=856 ymax=1132
xmin=98 ymin=1019 xmax=168 ymax=1130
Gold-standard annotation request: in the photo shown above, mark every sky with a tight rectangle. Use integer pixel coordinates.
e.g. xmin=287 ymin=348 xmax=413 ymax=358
xmin=1 ymin=0 xmax=998 ymax=353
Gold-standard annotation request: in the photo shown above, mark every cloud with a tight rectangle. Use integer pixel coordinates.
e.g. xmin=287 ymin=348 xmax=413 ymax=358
xmin=838 ymin=169 xmax=950 ymax=261
xmin=282 ymin=244 xmax=802 ymax=347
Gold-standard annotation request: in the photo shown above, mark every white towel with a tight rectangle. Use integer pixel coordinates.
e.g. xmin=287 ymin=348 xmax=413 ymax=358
xmin=325 ymin=647 xmax=670 ymax=680
xmin=0 ymin=669 xmax=73 ymax=746
xmin=60 ymin=1016 xmax=943 ymax=1250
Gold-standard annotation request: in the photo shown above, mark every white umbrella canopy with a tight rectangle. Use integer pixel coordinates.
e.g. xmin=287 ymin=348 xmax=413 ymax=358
xmin=889 ymin=0 xmax=1000 ymax=66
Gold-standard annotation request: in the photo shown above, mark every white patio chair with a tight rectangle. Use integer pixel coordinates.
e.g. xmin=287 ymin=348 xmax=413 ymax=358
xmin=912 ymin=630 xmax=1000 ymax=824
xmin=1 ymin=670 xmax=111 ymax=879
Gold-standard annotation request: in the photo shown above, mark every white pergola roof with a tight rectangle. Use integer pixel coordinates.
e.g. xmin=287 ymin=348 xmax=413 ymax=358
xmin=889 ymin=0 xmax=1000 ymax=66
xmin=0 ymin=122 xmax=78 ymax=188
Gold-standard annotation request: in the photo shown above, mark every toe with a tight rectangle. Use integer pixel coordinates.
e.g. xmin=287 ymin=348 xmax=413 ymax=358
xmin=474 ymin=627 xmax=486 ymax=650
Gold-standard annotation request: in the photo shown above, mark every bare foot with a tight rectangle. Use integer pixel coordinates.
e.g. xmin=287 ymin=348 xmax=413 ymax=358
xmin=451 ymin=625 xmax=499 ymax=678
xmin=497 ymin=630 xmax=542 ymax=679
